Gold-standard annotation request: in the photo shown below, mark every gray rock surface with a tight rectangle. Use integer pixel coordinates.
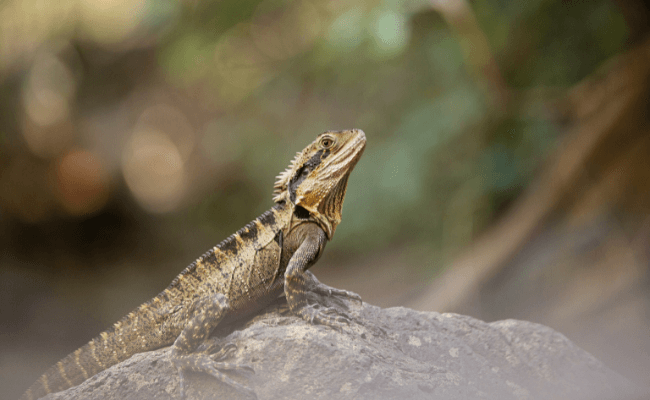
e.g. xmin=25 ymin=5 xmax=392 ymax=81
xmin=42 ymin=296 xmax=639 ymax=400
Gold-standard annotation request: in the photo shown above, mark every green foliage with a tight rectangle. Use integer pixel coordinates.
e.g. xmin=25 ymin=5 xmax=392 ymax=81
xmin=0 ymin=0 xmax=630 ymax=265
xmin=180 ymin=0 xmax=627 ymax=260
xmin=472 ymin=0 xmax=629 ymax=86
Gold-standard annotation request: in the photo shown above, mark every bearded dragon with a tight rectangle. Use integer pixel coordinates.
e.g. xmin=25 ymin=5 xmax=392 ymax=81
xmin=21 ymin=129 xmax=366 ymax=400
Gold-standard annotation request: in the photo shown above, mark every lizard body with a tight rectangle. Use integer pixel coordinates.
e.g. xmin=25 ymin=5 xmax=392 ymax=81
xmin=21 ymin=129 xmax=366 ymax=400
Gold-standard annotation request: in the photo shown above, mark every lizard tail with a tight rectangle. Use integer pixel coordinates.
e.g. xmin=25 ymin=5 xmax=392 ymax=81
xmin=20 ymin=296 xmax=174 ymax=400
xmin=20 ymin=337 xmax=109 ymax=400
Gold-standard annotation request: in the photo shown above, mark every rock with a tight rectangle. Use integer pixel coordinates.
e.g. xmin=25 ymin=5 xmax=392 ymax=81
xmin=42 ymin=297 xmax=640 ymax=400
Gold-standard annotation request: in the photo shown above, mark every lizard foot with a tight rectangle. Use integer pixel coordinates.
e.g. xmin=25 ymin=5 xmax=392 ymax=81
xmin=297 ymin=303 xmax=350 ymax=331
xmin=312 ymin=285 xmax=363 ymax=305
xmin=200 ymin=342 xmax=241 ymax=361
xmin=303 ymin=271 xmax=362 ymax=305
xmin=172 ymin=353 xmax=256 ymax=399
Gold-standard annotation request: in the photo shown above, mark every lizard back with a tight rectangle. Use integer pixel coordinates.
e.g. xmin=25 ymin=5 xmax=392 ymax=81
xmin=20 ymin=205 xmax=291 ymax=400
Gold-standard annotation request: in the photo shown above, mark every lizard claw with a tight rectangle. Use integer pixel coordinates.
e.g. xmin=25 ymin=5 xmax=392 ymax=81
xmin=297 ymin=304 xmax=351 ymax=331
xmin=304 ymin=271 xmax=363 ymax=306
xmin=178 ymin=369 xmax=188 ymax=400
xmin=328 ymin=288 xmax=363 ymax=305
xmin=310 ymin=283 xmax=362 ymax=305
xmin=210 ymin=342 xmax=237 ymax=361
xmin=172 ymin=352 xmax=256 ymax=398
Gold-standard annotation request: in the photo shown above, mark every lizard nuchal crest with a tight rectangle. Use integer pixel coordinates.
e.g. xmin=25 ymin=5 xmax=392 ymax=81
xmin=21 ymin=129 xmax=366 ymax=400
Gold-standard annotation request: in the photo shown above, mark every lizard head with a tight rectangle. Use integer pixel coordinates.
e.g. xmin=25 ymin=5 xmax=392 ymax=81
xmin=273 ymin=129 xmax=366 ymax=239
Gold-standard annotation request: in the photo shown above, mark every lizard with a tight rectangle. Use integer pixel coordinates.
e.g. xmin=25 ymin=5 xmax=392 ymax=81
xmin=20 ymin=128 xmax=366 ymax=400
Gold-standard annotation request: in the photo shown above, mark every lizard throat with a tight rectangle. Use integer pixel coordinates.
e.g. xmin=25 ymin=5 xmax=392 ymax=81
xmin=317 ymin=172 xmax=351 ymax=238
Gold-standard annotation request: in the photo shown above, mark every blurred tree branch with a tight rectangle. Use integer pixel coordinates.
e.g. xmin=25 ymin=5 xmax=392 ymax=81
xmin=430 ymin=0 xmax=509 ymax=110
xmin=613 ymin=0 xmax=650 ymax=43
xmin=409 ymin=33 xmax=650 ymax=312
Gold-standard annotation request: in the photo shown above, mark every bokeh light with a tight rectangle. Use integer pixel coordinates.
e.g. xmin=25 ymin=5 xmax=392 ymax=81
xmin=54 ymin=149 xmax=110 ymax=216
xmin=122 ymin=127 xmax=186 ymax=213
xmin=77 ymin=0 xmax=148 ymax=44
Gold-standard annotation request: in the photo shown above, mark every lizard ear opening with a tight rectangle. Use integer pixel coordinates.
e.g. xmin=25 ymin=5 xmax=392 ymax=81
xmin=293 ymin=205 xmax=310 ymax=219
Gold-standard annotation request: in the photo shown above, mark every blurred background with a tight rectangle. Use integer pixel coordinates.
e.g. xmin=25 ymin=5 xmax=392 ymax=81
xmin=1 ymin=0 xmax=649 ymax=397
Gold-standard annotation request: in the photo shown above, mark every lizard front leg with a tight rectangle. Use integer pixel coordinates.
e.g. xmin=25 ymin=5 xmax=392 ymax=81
xmin=170 ymin=294 xmax=255 ymax=399
xmin=284 ymin=227 xmax=359 ymax=330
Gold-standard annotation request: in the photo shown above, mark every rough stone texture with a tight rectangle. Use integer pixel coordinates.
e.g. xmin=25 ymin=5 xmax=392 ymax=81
xmin=42 ymin=295 xmax=640 ymax=400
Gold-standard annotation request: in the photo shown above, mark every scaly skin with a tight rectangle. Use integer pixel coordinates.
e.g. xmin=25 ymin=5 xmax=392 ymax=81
xmin=21 ymin=129 xmax=366 ymax=400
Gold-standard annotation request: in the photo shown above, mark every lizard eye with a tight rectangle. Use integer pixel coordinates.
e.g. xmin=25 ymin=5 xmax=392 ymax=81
xmin=320 ymin=137 xmax=334 ymax=148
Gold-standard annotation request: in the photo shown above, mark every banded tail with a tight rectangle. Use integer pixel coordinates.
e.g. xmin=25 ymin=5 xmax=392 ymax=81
xmin=20 ymin=296 xmax=175 ymax=400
